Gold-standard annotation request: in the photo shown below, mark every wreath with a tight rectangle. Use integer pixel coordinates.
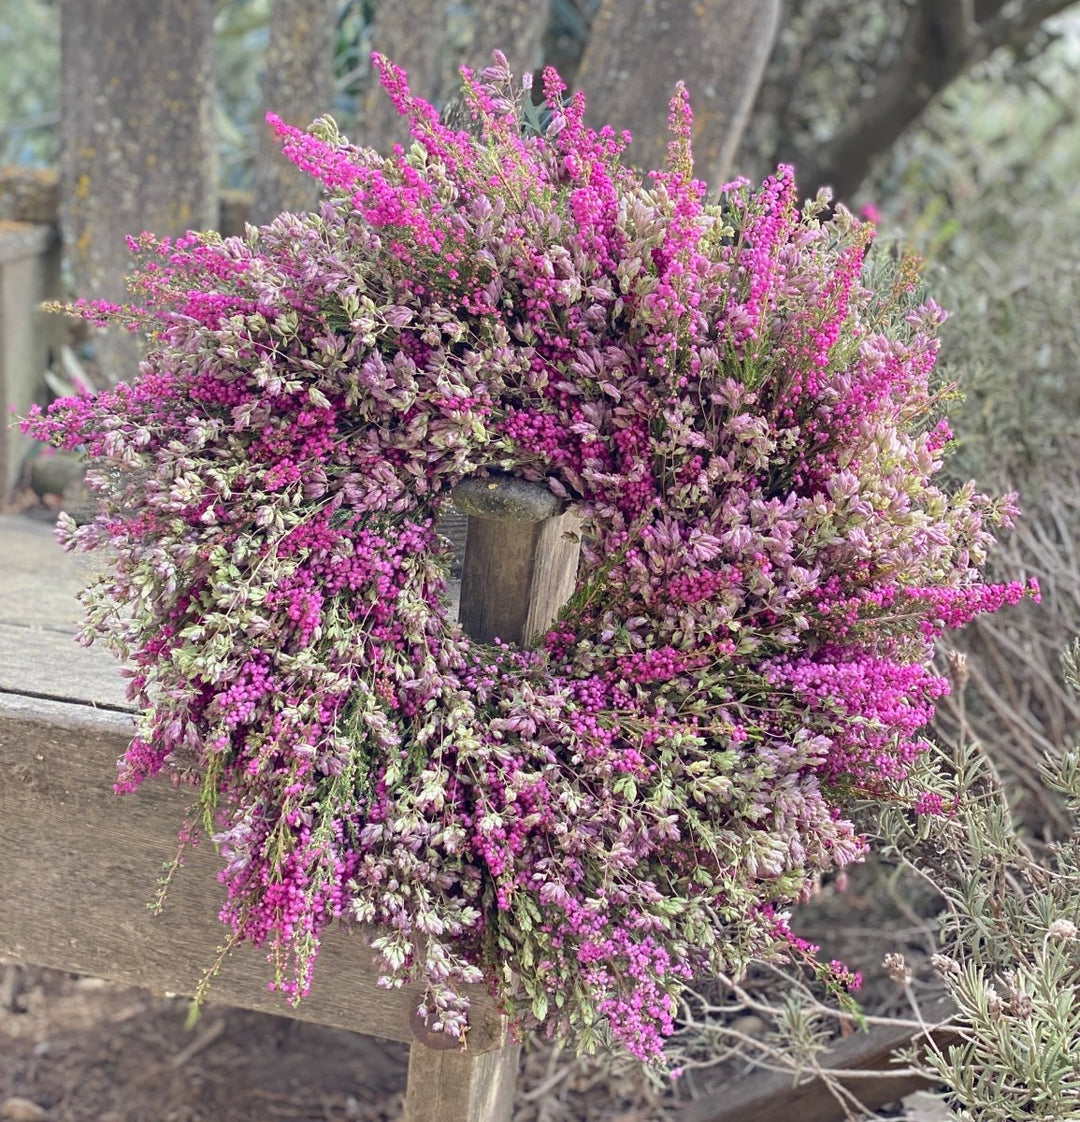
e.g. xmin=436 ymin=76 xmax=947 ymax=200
xmin=25 ymin=53 xmax=1036 ymax=1062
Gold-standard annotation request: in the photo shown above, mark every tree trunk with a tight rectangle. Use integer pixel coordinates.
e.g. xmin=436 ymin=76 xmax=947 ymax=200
xmin=60 ymin=0 xmax=217 ymax=385
xmin=363 ymin=0 xmax=550 ymax=152
xmin=576 ymin=0 xmax=781 ymax=188
xmin=252 ymin=0 xmax=338 ymax=225
xmin=784 ymin=0 xmax=1080 ymax=202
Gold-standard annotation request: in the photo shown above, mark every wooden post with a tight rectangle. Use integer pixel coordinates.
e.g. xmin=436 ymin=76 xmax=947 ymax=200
xmin=400 ymin=475 xmax=581 ymax=1122
xmin=0 ymin=221 xmax=61 ymax=501
xmin=453 ymin=475 xmax=581 ymax=646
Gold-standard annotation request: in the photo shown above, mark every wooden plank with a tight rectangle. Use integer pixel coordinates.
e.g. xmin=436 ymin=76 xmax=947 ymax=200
xmin=0 ymin=514 xmax=97 ymax=630
xmin=0 ymin=621 xmax=129 ymax=709
xmin=675 ymin=1000 xmax=959 ymax=1122
xmin=523 ymin=509 xmax=582 ymax=643
xmin=0 ymin=690 xmax=507 ymax=1052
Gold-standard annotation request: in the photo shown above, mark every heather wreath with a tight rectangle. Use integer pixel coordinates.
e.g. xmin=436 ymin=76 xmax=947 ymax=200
xmin=24 ymin=52 xmax=1036 ymax=1062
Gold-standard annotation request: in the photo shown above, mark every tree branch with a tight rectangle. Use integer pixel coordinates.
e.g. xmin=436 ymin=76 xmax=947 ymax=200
xmin=977 ymin=0 xmax=1078 ymax=51
xmin=928 ymin=0 xmax=977 ymax=64
xmin=974 ymin=0 xmax=1011 ymax=24
xmin=675 ymin=997 xmax=960 ymax=1122
xmin=785 ymin=0 xmax=1080 ymax=202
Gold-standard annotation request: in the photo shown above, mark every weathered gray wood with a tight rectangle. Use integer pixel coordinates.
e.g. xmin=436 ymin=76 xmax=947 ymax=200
xmin=452 ymin=475 xmax=564 ymax=523
xmin=457 ymin=516 xmax=544 ymax=645
xmin=454 ymin=474 xmax=581 ymax=647
xmin=0 ymin=222 xmax=61 ymax=501
xmin=403 ymin=1036 xmax=521 ymax=1122
xmin=0 ymin=513 xmax=98 ymax=628
xmin=523 ymin=511 xmax=582 ymax=642
xmin=0 ymin=623 xmax=128 ymax=709
xmin=0 ymin=690 xmax=507 ymax=1052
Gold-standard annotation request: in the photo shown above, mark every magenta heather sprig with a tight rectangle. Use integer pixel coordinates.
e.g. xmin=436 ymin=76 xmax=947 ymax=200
xmin=23 ymin=51 xmax=1036 ymax=1063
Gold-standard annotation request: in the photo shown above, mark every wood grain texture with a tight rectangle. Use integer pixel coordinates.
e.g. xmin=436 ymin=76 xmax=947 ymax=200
xmin=403 ymin=1038 xmax=522 ymax=1122
xmin=458 ymin=517 xmax=542 ymax=645
xmin=522 ymin=508 xmax=582 ymax=643
xmin=0 ymin=622 xmax=129 ymax=709
xmin=0 ymin=690 xmax=507 ymax=1052
xmin=457 ymin=507 xmax=580 ymax=647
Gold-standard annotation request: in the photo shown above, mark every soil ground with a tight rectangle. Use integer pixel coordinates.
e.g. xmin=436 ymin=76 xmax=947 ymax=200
xmin=0 ymin=963 xmax=407 ymax=1122
xmin=0 ymin=962 xmax=671 ymax=1122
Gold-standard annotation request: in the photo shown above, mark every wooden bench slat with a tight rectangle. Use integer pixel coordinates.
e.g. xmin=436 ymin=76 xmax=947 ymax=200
xmin=0 ymin=690 xmax=507 ymax=1052
xmin=0 ymin=490 xmax=580 ymax=1118
xmin=0 ymin=621 xmax=130 ymax=708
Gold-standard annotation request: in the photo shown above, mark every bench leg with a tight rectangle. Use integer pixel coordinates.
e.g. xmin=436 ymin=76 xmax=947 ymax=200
xmin=402 ymin=1039 xmax=521 ymax=1122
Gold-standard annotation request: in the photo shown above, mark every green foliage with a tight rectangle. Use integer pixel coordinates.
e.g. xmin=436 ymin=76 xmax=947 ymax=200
xmin=877 ymin=658 xmax=1080 ymax=1120
xmin=874 ymin=18 xmax=1080 ymax=835
xmin=214 ymin=0 xmax=273 ymax=189
xmin=0 ymin=0 xmax=59 ymax=166
xmin=0 ymin=1 xmax=380 ymax=188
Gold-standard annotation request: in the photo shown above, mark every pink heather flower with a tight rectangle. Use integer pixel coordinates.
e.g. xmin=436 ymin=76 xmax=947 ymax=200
xmin=914 ymin=791 xmax=945 ymax=815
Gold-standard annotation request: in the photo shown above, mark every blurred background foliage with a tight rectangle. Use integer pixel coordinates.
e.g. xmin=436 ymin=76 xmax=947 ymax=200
xmin=0 ymin=0 xmax=605 ymax=178
xmin=0 ymin=0 xmax=59 ymax=167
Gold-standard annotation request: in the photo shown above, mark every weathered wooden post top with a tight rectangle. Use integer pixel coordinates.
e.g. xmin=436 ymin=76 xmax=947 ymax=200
xmin=0 ymin=476 xmax=581 ymax=1122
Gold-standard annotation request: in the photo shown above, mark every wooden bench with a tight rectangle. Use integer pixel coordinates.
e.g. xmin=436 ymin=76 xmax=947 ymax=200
xmin=0 ymin=483 xmax=580 ymax=1122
